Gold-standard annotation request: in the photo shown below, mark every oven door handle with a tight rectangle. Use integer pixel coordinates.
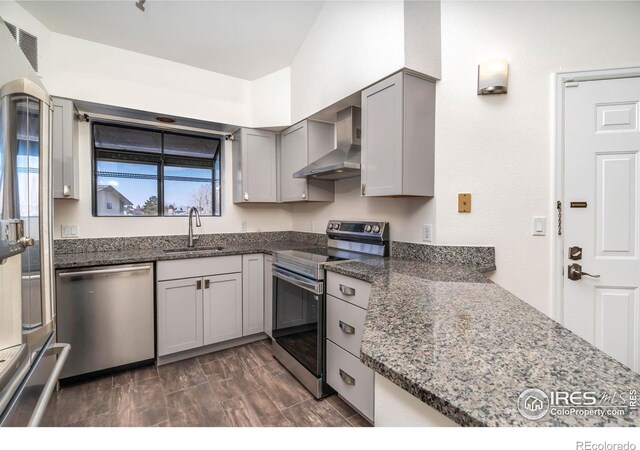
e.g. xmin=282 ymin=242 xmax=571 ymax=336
xmin=272 ymin=267 xmax=323 ymax=295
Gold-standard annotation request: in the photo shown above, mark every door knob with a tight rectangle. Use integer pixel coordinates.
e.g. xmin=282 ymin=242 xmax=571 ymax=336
xmin=568 ymin=246 xmax=582 ymax=260
xmin=568 ymin=263 xmax=600 ymax=281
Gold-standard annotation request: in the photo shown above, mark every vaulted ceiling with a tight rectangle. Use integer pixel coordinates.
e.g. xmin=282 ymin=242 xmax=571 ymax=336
xmin=18 ymin=0 xmax=324 ymax=80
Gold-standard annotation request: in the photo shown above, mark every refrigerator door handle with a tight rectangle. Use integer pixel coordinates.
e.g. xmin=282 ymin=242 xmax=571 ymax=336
xmin=27 ymin=343 xmax=71 ymax=427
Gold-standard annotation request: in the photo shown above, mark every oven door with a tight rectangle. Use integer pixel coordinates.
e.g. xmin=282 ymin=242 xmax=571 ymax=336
xmin=272 ymin=265 xmax=324 ymax=378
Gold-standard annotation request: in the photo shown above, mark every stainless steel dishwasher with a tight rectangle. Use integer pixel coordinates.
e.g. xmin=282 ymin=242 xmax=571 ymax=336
xmin=56 ymin=263 xmax=155 ymax=380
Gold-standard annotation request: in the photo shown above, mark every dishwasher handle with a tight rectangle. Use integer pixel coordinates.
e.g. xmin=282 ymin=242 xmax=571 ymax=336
xmin=58 ymin=265 xmax=151 ymax=279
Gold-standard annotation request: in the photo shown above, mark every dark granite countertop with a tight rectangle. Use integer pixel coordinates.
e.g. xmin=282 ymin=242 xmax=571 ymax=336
xmin=324 ymin=258 xmax=640 ymax=427
xmin=54 ymin=240 xmax=325 ymax=269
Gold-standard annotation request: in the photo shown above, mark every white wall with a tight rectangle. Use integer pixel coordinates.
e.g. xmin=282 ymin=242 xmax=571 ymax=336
xmin=0 ymin=1 xmax=51 ymax=84
xmin=251 ymin=67 xmax=291 ymax=128
xmin=290 ymin=1 xmax=406 ymax=123
xmin=293 ymin=1 xmax=640 ymax=317
xmin=53 ymin=116 xmax=292 ymax=239
xmin=404 ymin=0 xmax=441 ymax=79
xmin=49 ymin=32 xmax=253 ymax=127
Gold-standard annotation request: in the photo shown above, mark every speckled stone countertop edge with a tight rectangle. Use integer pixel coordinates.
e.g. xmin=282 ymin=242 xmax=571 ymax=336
xmin=360 ymin=352 xmax=485 ymax=427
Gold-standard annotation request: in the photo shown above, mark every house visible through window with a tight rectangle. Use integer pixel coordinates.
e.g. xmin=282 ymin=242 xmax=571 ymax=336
xmin=92 ymin=122 xmax=222 ymax=217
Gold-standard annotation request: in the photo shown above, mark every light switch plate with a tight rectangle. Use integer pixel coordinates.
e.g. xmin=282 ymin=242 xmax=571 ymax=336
xmin=532 ymin=217 xmax=546 ymax=236
xmin=422 ymin=224 xmax=433 ymax=243
xmin=458 ymin=193 xmax=471 ymax=212
xmin=61 ymin=224 xmax=79 ymax=238
xmin=241 ymin=221 xmax=248 ymax=232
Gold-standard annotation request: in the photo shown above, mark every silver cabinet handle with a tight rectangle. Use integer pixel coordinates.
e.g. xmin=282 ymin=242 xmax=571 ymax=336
xmin=243 ymin=192 xmax=249 ymax=201
xmin=63 ymin=185 xmax=71 ymax=197
xmin=339 ymin=320 xmax=355 ymax=334
xmin=361 ymin=184 xmax=366 ymax=196
xmin=339 ymin=284 xmax=355 ymax=296
xmin=204 ymin=279 xmax=210 ymax=289
xmin=58 ymin=265 xmax=151 ymax=278
xmin=196 ymin=280 xmax=202 ymax=290
xmin=339 ymin=369 xmax=356 ymax=386
xmin=301 ymin=192 xmax=307 ymax=199
xmin=28 ymin=343 xmax=71 ymax=427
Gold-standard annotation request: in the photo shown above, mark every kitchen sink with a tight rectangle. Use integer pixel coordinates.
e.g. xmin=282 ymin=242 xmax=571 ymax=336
xmin=164 ymin=246 xmax=226 ymax=254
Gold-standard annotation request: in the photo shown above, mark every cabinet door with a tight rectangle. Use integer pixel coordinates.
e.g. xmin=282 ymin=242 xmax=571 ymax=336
xmin=361 ymin=72 xmax=404 ymax=197
xmin=242 ymin=253 xmax=264 ymax=335
xmin=264 ymin=255 xmax=273 ymax=338
xmin=157 ymin=278 xmax=203 ymax=356
xmin=280 ymin=121 xmax=309 ymax=202
xmin=203 ymin=273 xmax=242 ymax=346
xmin=52 ymin=97 xmax=78 ymax=199
xmin=239 ymin=128 xmax=277 ymax=203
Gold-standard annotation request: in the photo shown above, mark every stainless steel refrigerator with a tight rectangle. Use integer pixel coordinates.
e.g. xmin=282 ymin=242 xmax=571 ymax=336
xmin=0 ymin=77 xmax=70 ymax=426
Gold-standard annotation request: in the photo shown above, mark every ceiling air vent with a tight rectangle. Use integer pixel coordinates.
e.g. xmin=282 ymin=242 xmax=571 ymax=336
xmin=3 ymin=21 xmax=39 ymax=73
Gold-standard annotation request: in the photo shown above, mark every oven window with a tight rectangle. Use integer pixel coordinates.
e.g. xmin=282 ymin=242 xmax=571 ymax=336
xmin=272 ymin=277 xmax=322 ymax=377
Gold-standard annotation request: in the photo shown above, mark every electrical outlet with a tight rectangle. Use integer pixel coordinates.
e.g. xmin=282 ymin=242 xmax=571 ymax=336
xmin=422 ymin=224 xmax=433 ymax=243
xmin=241 ymin=221 xmax=248 ymax=232
xmin=309 ymin=220 xmax=314 ymax=232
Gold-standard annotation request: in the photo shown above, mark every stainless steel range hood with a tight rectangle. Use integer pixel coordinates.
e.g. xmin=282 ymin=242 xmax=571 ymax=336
xmin=293 ymin=106 xmax=361 ymax=180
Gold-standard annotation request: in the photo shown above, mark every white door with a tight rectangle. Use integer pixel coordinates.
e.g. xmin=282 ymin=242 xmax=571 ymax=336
xmin=564 ymin=77 xmax=640 ymax=373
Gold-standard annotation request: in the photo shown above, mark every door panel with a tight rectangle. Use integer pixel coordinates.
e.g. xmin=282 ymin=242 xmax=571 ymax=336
xmin=157 ymin=278 xmax=203 ymax=356
xmin=596 ymin=153 xmax=636 ymax=256
xmin=564 ymin=77 xmax=640 ymax=373
xmin=243 ymin=129 xmax=277 ymax=202
xmin=203 ymin=273 xmax=242 ymax=345
xmin=361 ymin=72 xmax=403 ymax=196
xmin=242 ymin=254 xmax=264 ymax=336
xmin=280 ymin=122 xmax=308 ymax=202
xmin=595 ymin=288 xmax=638 ymax=371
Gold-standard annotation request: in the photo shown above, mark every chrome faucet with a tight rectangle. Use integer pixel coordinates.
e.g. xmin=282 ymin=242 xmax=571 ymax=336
xmin=188 ymin=207 xmax=202 ymax=247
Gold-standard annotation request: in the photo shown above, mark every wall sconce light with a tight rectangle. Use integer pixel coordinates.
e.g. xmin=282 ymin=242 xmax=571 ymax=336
xmin=477 ymin=60 xmax=509 ymax=95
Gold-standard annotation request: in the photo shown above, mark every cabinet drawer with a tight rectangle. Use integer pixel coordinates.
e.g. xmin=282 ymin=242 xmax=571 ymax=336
xmin=157 ymin=256 xmax=241 ymax=281
xmin=327 ymin=272 xmax=371 ymax=309
xmin=327 ymin=295 xmax=367 ymax=357
xmin=326 ymin=340 xmax=374 ymax=421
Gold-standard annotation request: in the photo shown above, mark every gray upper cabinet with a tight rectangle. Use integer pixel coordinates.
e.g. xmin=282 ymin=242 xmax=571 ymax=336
xmin=233 ymin=128 xmax=278 ymax=203
xmin=52 ymin=97 xmax=79 ymax=199
xmin=280 ymin=120 xmax=335 ymax=202
xmin=361 ymin=72 xmax=435 ymax=197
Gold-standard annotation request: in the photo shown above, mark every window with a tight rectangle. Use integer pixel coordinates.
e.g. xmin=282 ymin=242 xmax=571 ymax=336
xmin=92 ymin=122 xmax=221 ymax=217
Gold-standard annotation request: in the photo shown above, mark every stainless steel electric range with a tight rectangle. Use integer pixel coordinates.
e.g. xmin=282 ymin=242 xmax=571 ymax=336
xmin=271 ymin=221 xmax=389 ymax=398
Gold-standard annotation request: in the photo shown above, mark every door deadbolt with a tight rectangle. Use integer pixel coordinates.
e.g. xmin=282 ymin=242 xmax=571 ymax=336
xmin=568 ymin=263 xmax=600 ymax=281
xmin=568 ymin=246 xmax=582 ymax=260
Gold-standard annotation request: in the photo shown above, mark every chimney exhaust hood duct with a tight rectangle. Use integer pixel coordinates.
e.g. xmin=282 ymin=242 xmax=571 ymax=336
xmin=293 ymin=106 xmax=361 ymax=180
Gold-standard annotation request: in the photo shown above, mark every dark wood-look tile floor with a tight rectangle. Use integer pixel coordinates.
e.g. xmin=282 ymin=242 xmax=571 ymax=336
xmin=41 ymin=339 xmax=372 ymax=428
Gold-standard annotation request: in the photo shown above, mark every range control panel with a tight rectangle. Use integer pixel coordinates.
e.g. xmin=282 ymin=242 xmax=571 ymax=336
xmin=326 ymin=221 xmax=389 ymax=240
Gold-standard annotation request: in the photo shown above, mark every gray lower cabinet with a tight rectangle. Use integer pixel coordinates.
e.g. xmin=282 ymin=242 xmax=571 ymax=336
xmin=280 ymin=119 xmax=335 ymax=202
xmin=157 ymin=277 xmax=204 ymax=356
xmin=203 ymin=273 xmax=243 ymax=345
xmin=52 ymin=97 xmax=79 ymax=199
xmin=361 ymin=71 xmax=435 ymax=197
xmin=242 ymin=253 xmax=264 ymax=336
xmin=326 ymin=272 xmax=375 ymax=422
xmin=264 ymin=254 xmax=273 ymax=337
xmin=232 ymin=128 xmax=278 ymax=203
xmin=156 ymin=257 xmax=245 ymax=357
